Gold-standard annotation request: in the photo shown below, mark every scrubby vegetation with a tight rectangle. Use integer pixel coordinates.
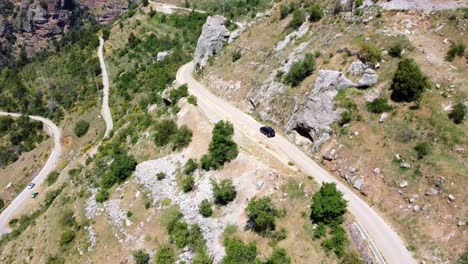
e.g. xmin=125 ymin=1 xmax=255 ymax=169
xmin=309 ymin=4 xmax=324 ymax=22
xmin=0 ymin=115 xmax=45 ymax=167
xmin=153 ymin=119 xmax=193 ymax=150
xmin=284 ymin=53 xmax=315 ymax=86
xmin=199 ymin=199 xmax=213 ymax=217
xmin=201 ymin=121 xmax=238 ymax=170
xmin=74 ymin=120 xmax=90 ymax=137
xmin=133 ymin=249 xmax=150 ymax=264
xmin=446 ymin=43 xmax=465 ymax=62
xmin=222 ymin=237 xmax=291 ymax=264
xmin=449 ymin=102 xmax=466 ymax=124
xmin=288 ymin=10 xmax=305 ymax=30
xmin=212 ymin=179 xmax=237 ymax=205
xmin=246 ymin=197 xmax=279 ymax=233
xmin=414 ymin=142 xmax=431 ymax=159
xmin=46 ymin=171 xmax=60 ymax=186
xmin=366 ymin=97 xmax=393 ymax=114
xmin=391 ymin=58 xmax=428 ymax=102
xmin=169 ymin=84 xmax=189 ymax=104
xmin=155 ymin=245 xmax=175 ymax=264
xmin=359 ymin=43 xmax=382 ymax=67
xmin=194 ymin=0 xmax=271 ymax=19
xmin=232 ymin=50 xmax=242 ymax=62
xmin=311 ymin=183 xmax=348 ymax=258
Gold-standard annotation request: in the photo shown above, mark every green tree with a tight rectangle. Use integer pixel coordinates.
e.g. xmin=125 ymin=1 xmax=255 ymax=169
xmin=222 ymin=238 xmax=257 ymax=264
xmin=246 ymin=197 xmax=278 ymax=233
xmin=391 ymin=58 xmax=428 ymax=102
xmin=154 ymin=119 xmax=178 ymax=146
xmin=184 ymin=158 xmax=198 ymax=175
xmin=201 ymin=121 xmax=238 ymax=170
xmin=171 ymin=125 xmax=192 ymax=150
xmin=212 ymin=179 xmax=237 ymax=205
xmin=310 ymin=183 xmax=347 ymax=224
xmin=199 ymin=199 xmax=213 ymax=217
xmin=309 ymin=4 xmax=324 ymax=22
xmin=284 ymin=53 xmax=315 ymax=86
xmin=101 ymin=153 xmax=137 ymax=188
xmin=74 ymin=120 xmax=90 ymax=137
xmin=169 ymin=84 xmax=189 ymax=104
xmin=288 ymin=10 xmax=305 ymax=30
xmin=449 ymin=102 xmax=466 ymax=124
xmin=155 ymin=245 xmax=175 ymax=264
xmin=133 ymin=249 xmax=150 ymax=264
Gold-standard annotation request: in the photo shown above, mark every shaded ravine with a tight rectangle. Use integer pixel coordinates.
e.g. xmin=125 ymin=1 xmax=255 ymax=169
xmin=98 ymin=36 xmax=113 ymax=139
xmin=176 ymin=62 xmax=417 ymax=264
xmin=0 ymin=112 xmax=62 ymax=235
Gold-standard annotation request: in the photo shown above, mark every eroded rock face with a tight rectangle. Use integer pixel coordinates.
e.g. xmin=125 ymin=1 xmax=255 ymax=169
xmin=194 ymin=15 xmax=230 ymax=69
xmin=286 ymin=70 xmax=356 ymax=150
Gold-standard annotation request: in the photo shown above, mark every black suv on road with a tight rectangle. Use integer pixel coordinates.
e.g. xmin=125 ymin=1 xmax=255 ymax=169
xmin=260 ymin=126 xmax=275 ymax=138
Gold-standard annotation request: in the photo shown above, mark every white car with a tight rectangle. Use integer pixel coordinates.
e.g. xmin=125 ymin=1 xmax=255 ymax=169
xmin=27 ymin=183 xmax=35 ymax=189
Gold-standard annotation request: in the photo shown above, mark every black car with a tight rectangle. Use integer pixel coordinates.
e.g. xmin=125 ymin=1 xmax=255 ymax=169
xmin=260 ymin=126 xmax=275 ymax=138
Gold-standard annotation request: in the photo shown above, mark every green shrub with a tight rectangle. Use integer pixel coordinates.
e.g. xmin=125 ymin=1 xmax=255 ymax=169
xmin=59 ymin=229 xmax=75 ymax=246
xmin=288 ymin=10 xmax=305 ymax=30
xmin=193 ymin=249 xmax=213 ymax=264
xmin=201 ymin=121 xmax=238 ymax=170
xmin=340 ymin=252 xmax=364 ymax=264
xmin=181 ymin=174 xmax=195 ymax=192
xmin=184 ymin=159 xmax=198 ymax=175
xmin=74 ymin=120 xmax=90 ymax=137
xmin=46 ymin=171 xmax=60 ymax=186
xmin=267 ymin=247 xmax=291 ymax=264
xmin=355 ymin=0 xmax=363 ymax=7
xmin=338 ymin=111 xmax=352 ymax=126
xmin=101 ymin=152 xmax=137 ymax=188
xmin=102 ymin=28 xmax=111 ymax=40
xmin=172 ymin=125 xmax=193 ymax=150
xmin=391 ymin=58 xmax=428 ymax=102
xmin=284 ymin=53 xmax=315 ymax=86
xmin=414 ymin=142 xmax=431 ymax=159
xmin=359 ymin=43 xmax=382 ymax=66
xmin=199 ymin=199 xmax=213 ymax=217
xmin=246 ymin=197 xmax=278 ymax=233
xmin=446 ymin=43 xmax=465 ymax=62
xmin=309 ymin=4 xmax=324 ymax=22
xmin=321 ymin=225 xmax=347 ymax=257
xmin=59 ymin=207 xmax=76 ymax=227
xmin=0 ymin=198 xmax=4 ymax=210
xmin=314 ymin=222 xmax=326 ymax=239
xmin=269 ymin=228 xmax=288 ymax=243
xmin=449 ymin=102 xmax=466 ymax=124
xmin=46 ymin=255 xmax=65 ymax=264
xmin=388 ymin=43 xmax=403 ymax=58
xmin=155 ymin=245 xmax=175 ymax=264
xmin=154 ymin=119 xmax=178 ymax=147
xmin=160 ymin=207 xmax=183 ymax=228
xmin=157 ymin=172 xmax=166 ymax=180
xmin=366 ymin=97 xmax=393 ymax=113
xmin=212 ymin=179 xmax=237 ymax=205
xmin=222 ymin=238 xmax=257 ymax=264
xmin=169 ymin=84 xmax=189 ymax=104
xmin=133 ymin=249 xmax=150 ymax=264
xmin=187 ymin=95 xmax=198 ymax=106
xmin=311 ymin=183 xmax=347 ymax=225
xmin=232 ymin=50 xmax=241 ymax=62
xmin=96 ymin=188 xmax=110 ymax=203
xmin=279 ymin=4 xmax=290 ymax=19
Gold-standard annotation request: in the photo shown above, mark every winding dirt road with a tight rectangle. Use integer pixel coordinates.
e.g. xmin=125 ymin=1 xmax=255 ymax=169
xmin=0 ymin=112 xmax=61 ymax=235
xmin=176 ymin=62 xmax=416 ymax=264
xmin=98 ymin=36 xmax=113 ymax=139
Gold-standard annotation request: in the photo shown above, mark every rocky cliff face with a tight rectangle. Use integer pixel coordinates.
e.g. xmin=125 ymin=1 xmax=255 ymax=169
xmin=194 ymin=15 xmax=230 ymax=69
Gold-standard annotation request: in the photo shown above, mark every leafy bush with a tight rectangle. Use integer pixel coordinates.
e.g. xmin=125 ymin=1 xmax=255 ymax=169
xmin=96 ymin=188 xmax=110 ymax=203
xmin=309 ymin=4 xmax=324 ymax=22
xmin=391 ymin=58 xmax=428 ymax=102
xmin=102 ymin=28 xmax=111 ymax=40
xmin=154 ymin=119 xmax=178 ymax=146
xmin=284 ymin=53 xmax=315 ymax=86
xmin=288 ymin=10 xmax=305 ymax=30
xmin=232 ymin=50 xmax=241 ymax=62
xmin=168 ymin=219 xmax=205 ymax=250
xmin=366 ymin=97 xmax=393 ymax=113
xmin=59 ymin=229 xmax=75 ymax=246
xmin=74 ymin=120 xmax=90 ymax=137
xmin=171 ymin=125 xmax=192 ymax=150
xmin=338 ymin=111 xmax=352 ymax=126
xmin=279 ymin=4 xmax=290 ymax=19
xmin=359 ymin=43 xmax=382 ymax=66
xmin=187 ymin=95 xmax=198 ymax=106
xmin=199 ymin=199 xmax=213 ymax=217
xmin=59 ymin=207 xmax=76 ymax=227
xmin=267 ymin=247 xmax=291 ymax=264
xmin=446 ymin=43 xmax=465 ymax=62
xmin=449 ymin=102 xmax=466 ymax=124
xmin=340 ymin=252 xmax=364 ymax=264
xmin=46 ymin=255 xmax=65 ymax=264
xmin=246 ymin=197 xmax=278 ymax=233
xmin=0 ymin=198 xmax=4 ymax=210
xmin=222 ymin=238 xmax=257 ymax=264
xmin=101 ymin=152 xmax=137 ymax=188
xmin=184 ymin=159 xmax=198 ymax=175
xmin=46 ymin=171 xmax=60 ymax=186
xmin=169 ymin=84 xmax=189 ymax=104
xmin=201 ymin=121 xmax=238 ymax=170
xmin=157 ymin=172 xmax=166 ymax=180
xmin=388 ymin=43 xmax=403 ymax=58
xmin=311 ymin=183 xmax=347 ymax=225
xmin=355 ymin=0 xmax=363 ymax=7
xmin=321 ymin=225 xmax=347 ymax=257
xmin=181 ymin=174 xmax=195 ymax=192
xmin=155 ymin=245 xmax=175 ymax=264
xmin=133 ymin=249 xmax=150 ymax=264
xmin=212 ymin=179 xmax=237 ymax=205
xmin=414 ymin=142 xmax=431 ymax=159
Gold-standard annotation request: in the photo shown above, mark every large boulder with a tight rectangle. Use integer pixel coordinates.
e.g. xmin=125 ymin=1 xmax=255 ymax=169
xmin=194 ymin=15 xmax=230 ymax=69
xmin=358 ymin=68 xmax=379 ymax=87
xmin=286 ymin=70 xmax=357 ymax=150
xmin=347 ymin=60 xmax=367 ymax=76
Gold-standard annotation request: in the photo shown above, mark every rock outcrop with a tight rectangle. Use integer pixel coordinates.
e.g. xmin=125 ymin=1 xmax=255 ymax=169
xmin=348 ymin=60 xmax=367 ymax=76
xmin=286 ymin=70 xmax=356 ymax=149
xmin=194 ymin=15 xmax=230 ymax=69
xmin=358 ymin=68 xmax=379 ymax=87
